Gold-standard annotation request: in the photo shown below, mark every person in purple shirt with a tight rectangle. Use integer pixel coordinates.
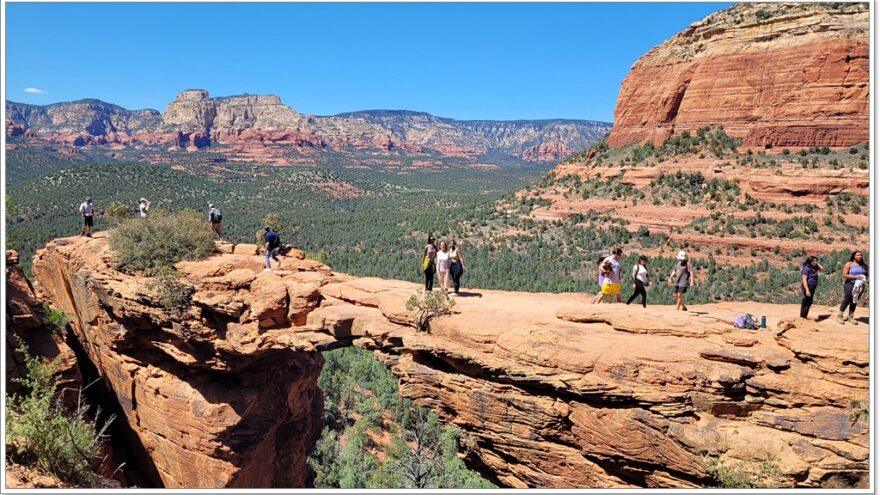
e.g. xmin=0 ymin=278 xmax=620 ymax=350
xmin=799 ymin=256 xmax=824 ymax=319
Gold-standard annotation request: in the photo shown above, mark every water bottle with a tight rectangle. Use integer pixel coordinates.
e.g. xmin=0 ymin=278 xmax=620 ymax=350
xmin=761 ymin=316 xmax=767 ymax=329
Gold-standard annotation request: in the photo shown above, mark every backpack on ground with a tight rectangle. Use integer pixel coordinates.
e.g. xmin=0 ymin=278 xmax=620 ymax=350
xmin=733 ymin=314 xmax=759 ymax=330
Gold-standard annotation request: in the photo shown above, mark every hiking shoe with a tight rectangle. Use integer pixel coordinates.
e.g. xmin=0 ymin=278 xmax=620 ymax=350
xmin=264 ymin=268 xmax=272 ymax=272
xmin=847 ymin=314 xmax=858 ymax=325
xmin=836 ymin=313 xmax=846 ymax=324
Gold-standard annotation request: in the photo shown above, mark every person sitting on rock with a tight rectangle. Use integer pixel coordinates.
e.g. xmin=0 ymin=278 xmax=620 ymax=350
xmin=263 ymin=226 xmax=282 ymax=272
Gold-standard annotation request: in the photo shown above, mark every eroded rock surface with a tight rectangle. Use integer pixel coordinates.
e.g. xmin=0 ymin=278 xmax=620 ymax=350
xmin=32 ymin=235 xmax=868 ymax=488
xmin=607 ymin=3 xmax=868 ymax=149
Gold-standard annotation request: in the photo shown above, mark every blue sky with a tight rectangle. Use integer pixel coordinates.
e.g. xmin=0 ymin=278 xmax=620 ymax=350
xmin=6 ymin=2 xmax=731 ymax=122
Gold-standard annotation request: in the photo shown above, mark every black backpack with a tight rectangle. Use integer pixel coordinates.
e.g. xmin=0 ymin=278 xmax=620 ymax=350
xmin=212 ymin=211 xmax=223 ymax=223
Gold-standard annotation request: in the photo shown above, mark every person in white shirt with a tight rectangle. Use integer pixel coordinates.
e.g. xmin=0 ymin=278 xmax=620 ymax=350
xmin=436 ymin=241 xmax=451 ymax=293
xmin=79 ymin=197 xmax=95 ymax=237
xmin=138 ymin=198 xmax=150 ymax=218
xmin=626 ymin=255 xmax=650 ymax=308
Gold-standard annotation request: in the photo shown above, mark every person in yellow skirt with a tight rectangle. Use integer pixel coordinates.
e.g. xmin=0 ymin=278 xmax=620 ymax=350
xmin=601 ymin=248 xmax=624 ymax=303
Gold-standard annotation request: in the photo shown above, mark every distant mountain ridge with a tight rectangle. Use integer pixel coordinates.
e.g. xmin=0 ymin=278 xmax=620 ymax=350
xmin=6 ymin=90 xmax=611 ymax=163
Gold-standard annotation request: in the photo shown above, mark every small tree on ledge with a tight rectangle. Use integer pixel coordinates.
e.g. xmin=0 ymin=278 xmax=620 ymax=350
xmin=405 ymin=291 xmax=455 ymax=333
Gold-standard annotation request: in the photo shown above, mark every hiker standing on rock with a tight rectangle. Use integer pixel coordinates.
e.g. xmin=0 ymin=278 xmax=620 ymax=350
xmin=591 ymin=256 xmax=609 ymax=304
xmin=601 ymin=248 xmax=623 ymax=303
xmin=626 ymin=255 xmax=650 ymax=308
xmin=138 ymin=198 xmax=150 ymax=218
xmin=208 ymin=203 xmax=223 ymax=239
xmin=263 ymin=227 xmax=282 ymax=272
xmin=836 ymin=250 xmax=868 ymax=325
xmin=436 ymin=241 xmax=451 ymax=294
xmin=800 ymin=256 xmax=824 ymax=320
xmin=421 ymin=235 xmax=437 ymax=291
xmin=448 ymin=240 xmax=466 ymax=296
xmin=669 ymin=250 xmax=693 ymax=311
xmin=79 ymin=197 xmax=95 ymax=237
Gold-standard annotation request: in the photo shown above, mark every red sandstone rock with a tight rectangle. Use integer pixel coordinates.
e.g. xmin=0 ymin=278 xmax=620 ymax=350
xmin=31 ymin=236 xmax=868 ymax=488
xmin=607 ymin=3 xmax=868 ymax=149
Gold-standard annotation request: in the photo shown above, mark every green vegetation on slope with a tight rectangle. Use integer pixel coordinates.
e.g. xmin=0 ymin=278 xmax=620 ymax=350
xmin=309 ymin=347 xmax=494 ymax=489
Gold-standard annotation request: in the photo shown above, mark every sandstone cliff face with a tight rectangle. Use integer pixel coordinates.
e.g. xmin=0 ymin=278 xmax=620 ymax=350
xmin=32 ymin=235 xmax=868 ymax=488
xmin=6 ymin=93 xmax=610 ymax=162
xmin=607 ymin=3 xmax=869 ymax=148
xmin=5 ymin=250 xmax=81 ymax=400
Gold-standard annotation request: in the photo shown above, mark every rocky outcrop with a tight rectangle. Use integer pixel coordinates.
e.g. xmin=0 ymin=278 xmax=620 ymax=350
xmin=31 ymin=234 xmax=868 ymax=488
xmin=6 ymin=94 xmax=610 ymax=163
xmin=607 ymin=3 xmax=869 ymax=149
xmin=5 ymin=250 xmax=81 ymax=398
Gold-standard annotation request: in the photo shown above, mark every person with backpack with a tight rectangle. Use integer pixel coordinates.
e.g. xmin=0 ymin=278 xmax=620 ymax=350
xmin=448 ymin=240 xmax=466 ymax=296
xmin=836 ymin=250 xmax=868 ymax=325
xmin=208 ymin=203 xmax=223 ymax=238
xmin=263 ymin=227 xmax=282 ymax=272
xmin=138 ymin=198 xmax=150 ymax=218
xmin=800 ymin=256 xmax=824 ymax=319
xmin=79 ymin=196 xmax=95 ymax=237
xmin=626 ymin=255 xmax=650 ymax=308
xmin=669 ymin=250 xmax=693 ymax=311
xmin=421 ymin=235 xmax=437 ymax=291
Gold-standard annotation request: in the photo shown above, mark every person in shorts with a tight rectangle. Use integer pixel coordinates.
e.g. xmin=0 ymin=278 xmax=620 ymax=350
xmin=669 ymin=250 xmax=694 ymax=311
xmin=79 ymin=197 xmax=95 ymax=237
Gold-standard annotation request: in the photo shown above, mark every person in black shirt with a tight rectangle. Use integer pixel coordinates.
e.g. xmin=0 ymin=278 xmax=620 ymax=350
xmin=799 ymin=256 xmax=824 ymax=319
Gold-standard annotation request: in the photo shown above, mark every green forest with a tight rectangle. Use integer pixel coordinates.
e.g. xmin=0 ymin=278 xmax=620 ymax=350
xmin=309 ymin=347 xmax=494 ymax=488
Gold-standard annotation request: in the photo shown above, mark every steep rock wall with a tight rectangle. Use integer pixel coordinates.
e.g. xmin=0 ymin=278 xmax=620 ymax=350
xmin=607 ymin=3 xmax=869 ymax=149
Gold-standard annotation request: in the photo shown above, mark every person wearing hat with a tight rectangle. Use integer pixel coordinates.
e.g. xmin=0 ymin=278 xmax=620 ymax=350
xmin=262 ymin=226 xmax=282 ymax=272
xmin=668 ymin=250 xmax=694 ymax=311
xmin=207 ymin=203 xmax=222 ymax=238
xmin=138 ymin=198 xmax=151 ymax=218
xmin=79 ymin=196 xmax=95 ymax=237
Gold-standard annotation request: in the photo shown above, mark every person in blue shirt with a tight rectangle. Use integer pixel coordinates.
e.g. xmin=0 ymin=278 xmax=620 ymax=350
xmin=263 ymin=227 xmax=282 ymax=272
xmin=799 ymin=256 xmax=824 ymax=319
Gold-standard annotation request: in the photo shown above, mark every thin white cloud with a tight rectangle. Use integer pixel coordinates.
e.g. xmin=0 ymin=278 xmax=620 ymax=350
xmin=24 ymin=87 xmax=46 ymax=94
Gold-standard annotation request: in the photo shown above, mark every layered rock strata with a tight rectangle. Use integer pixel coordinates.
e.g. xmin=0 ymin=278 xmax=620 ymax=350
xmin=5 ymin=250 xmax=81 ymax=398
xmin=32 ymin=235 xmax=869 ymax=488
xmin=6 ymin=93 xmax=610 ymax=162
xmin=607 ymin=3 xmax=869 ymax=149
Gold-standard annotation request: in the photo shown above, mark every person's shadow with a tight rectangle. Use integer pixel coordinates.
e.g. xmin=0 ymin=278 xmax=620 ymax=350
xmin=816 ymin=314 xmax=832 ymax=322
xmin=454 ymin=291 xmax=483 ymax=298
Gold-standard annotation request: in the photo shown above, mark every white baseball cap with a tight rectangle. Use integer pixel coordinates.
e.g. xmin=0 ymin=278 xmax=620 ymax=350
xmin=677 ymin=250 xmax=688 ymax=261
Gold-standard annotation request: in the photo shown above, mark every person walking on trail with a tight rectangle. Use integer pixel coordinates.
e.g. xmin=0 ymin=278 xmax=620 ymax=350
xmin=421 ymin=235 xmax=437 ymax=291
xmin=591 ymin=257 xmax=608 ymax=304
xmin=138 ymin=198 xmax=150 ymax=218
xmin=79 ymin=197 xmax=95 ymax=237
xmin=601 ymin=248 xmax=624 ymax=303
xmin=263 ymin=227 xmax=282 ymax=272
xmin=800 ymin=256 xmax=824 ymax=320
xmin=448 ymin=240 xmax=466 ymax=296
xmin=208 ymin=203 xmax=223 ymax=238
xmin=836 ymin=250 xmax=868 ymax=325
xmin=436 ymin=241 xmax=451 ymax=293
xmin=669 ymin=250 xmax=694 ymax=311
xmin=626 ymin=255 xmax=650 ymax=308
